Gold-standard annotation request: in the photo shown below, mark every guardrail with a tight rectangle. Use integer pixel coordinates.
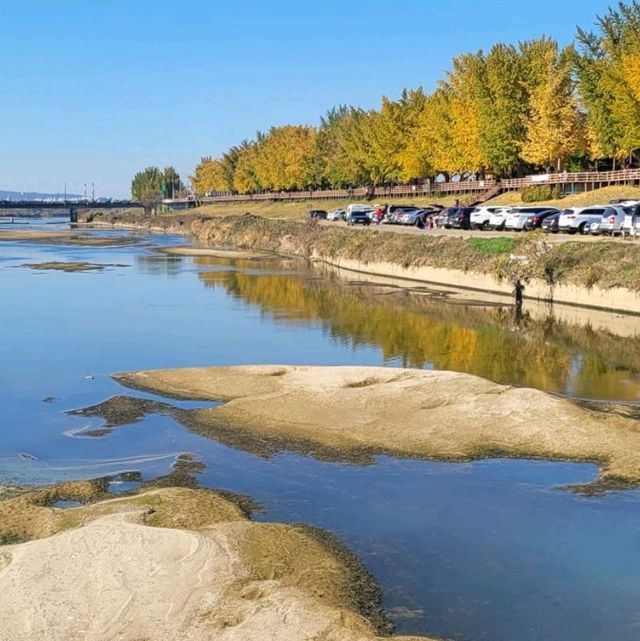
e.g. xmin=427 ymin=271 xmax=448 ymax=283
xmin=502 ymin=168 xmax=640 ymax=190
xmin=201 ymin=180 xmax=497 ymax=204
xmin=198 ymin=168 xmax=640 ymax=204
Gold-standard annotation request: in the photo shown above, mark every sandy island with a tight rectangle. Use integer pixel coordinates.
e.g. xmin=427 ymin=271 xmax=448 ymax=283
xmin=157 ymin=246 xmax=275 ymax=259
xmin=0 ymin=229 xmax=141 ymax=246
xmin=114 ymin=365 xmax=640 ymax=491
xmin=18 ymin=261 xmax=127 ymax=272
xmin=0 ymin=482 xmax=432 ymax=641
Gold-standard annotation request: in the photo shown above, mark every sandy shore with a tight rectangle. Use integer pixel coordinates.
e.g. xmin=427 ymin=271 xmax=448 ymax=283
xmin=115 ymin=365 xmax=640 ymax=490
xmin=0 ymin=483 xmax=433 ymax=641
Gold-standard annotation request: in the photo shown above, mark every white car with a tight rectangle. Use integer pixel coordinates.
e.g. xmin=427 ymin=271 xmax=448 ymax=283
xmin=558 ymin=206 xmax=607 ymax=234
xmin=621 ymin=203 xmax=640 ymax=236
xmin=505 ymin=207 xmax=560 ymax=231
xmin=488 ymin=207 xmax=513 ymax=231
xmin=470 ymin=206 xmax=504 ymax=230
xmin=589 ymin=206 xmax=627 ymax=235
xmin=327 ymin=209 xmax=345 ymax=221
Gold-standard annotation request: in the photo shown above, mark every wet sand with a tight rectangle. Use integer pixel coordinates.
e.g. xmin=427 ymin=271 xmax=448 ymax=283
xmin=0 ymin=483 xmax=433 ymax=641
xmin=0 ymin=229 xmax=141 ymax=246
xmin=19 ymin=261 xmax=127 ymax=272
xmin=115 ymin=365 xmax=640 ymax=490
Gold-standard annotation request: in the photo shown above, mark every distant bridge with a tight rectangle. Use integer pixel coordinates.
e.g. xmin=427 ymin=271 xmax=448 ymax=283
xmin=0 ymin=200 xmax=140 ymax=211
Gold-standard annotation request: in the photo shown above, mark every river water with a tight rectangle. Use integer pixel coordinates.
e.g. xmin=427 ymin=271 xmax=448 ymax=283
xmin=2 ymin=220 xmax=640 ymax=641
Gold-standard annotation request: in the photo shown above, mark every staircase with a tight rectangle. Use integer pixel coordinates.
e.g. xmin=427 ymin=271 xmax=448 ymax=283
xmin=462 ymin=183 xmax=504 ymax=207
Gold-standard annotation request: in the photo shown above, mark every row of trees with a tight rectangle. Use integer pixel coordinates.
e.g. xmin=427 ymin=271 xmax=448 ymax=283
xmin=189 ymin=1 xmax=640 ymax=195
xmin=131 ymin=166 xmax=183 ymax=200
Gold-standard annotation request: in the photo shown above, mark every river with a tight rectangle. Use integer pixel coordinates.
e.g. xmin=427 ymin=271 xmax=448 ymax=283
xmin=2 ymin=219 xmax=640 ymax=641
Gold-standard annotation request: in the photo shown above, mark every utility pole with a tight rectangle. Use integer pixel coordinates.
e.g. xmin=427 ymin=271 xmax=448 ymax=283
xmin=83 ymin=183 xmax=87 ymax=200
xmin=64 ymin=182 xmax=67 ymax=203
xmin=91 ymin=182 xmax=95 ymax=202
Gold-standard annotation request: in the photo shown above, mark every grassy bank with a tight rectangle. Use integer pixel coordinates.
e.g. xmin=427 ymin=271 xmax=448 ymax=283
xmin=486 ymin=185 xmax=640 ymax=208
xmin=92 ymin=210 xmax=640 ymax=292
xmin=185 ymin=185 xmax=640 ymax=220
xmin=190 ymin=194 xmax=460 ymax=219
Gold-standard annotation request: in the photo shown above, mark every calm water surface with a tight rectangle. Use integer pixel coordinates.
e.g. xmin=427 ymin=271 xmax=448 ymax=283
xmin=1 ymin=221 xmax=640 ymax=641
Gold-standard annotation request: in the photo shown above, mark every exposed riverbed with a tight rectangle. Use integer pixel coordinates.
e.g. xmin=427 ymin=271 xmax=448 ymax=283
xmin=2 ymin=219 xmax=640 ymax=641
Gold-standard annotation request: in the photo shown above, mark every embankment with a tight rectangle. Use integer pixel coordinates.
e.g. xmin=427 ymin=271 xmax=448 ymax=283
xmin=91 ymin=211 xmax=640 ymax=313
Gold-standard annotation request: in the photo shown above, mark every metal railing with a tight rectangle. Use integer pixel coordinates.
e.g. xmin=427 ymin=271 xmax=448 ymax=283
xmin=198 ymin=168 xmax=640 ymax=204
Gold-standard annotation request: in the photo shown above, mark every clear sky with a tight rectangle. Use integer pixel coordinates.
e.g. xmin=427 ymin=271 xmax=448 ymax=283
xmin=0 ymin=0 xmax=611 ymax=197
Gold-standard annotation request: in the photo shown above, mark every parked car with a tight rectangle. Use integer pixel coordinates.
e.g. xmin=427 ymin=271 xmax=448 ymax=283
xmin=435 ymin=208 xmax=450 ymax=228
xmin=622 ymin=203 xmax=640 ymax=236
xmin=523 ymin=209 xmax=559 ymax=230
xmin=395 ymin=208 xmax=432 ymax=227
xmin=383 ymin=204 xmax=421 ymax=225
xmin=470 ymin=206 xmax=504 ymax=230
xmin=589 ymin=206 xmax=627 ymax=235
xmin=308 ymin=209 xmax=328 ymax=220
xmin=487 ymin=207 xmax=513 ymax=231
xmin=327 ymin=209 xmax=345 ymax=221
xmin=346 ymin=204 xmax=374 ymax=225
xmin=558 ymin=206 xmax=607 ymax=234
xmin=541 ymin=212 xmax=561 ymax=233
xmin=505 ymin=207 xmax=560 ymax=231
xmin=444 ymin=207 xmax=475 ymax=229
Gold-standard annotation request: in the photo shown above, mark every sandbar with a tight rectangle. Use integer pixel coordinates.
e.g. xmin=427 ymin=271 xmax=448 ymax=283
xmin=157 ymin=246 xmax=275 ymax=259
xmin=0 ymin=482 xmax=433 ymax=641
xmin=115 ymin=365 xmax=640 ymax=490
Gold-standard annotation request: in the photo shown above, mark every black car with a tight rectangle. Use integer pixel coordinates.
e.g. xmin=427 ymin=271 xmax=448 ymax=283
xmin=307 ymin=209 xmax=328 ymax=219
xmin=541 ymin=212 xmax=560 ymax=233
xmin=523 ymin=209 xmax=559 ymax=230
xmin=444 ymin=207 xmax=474 ymax=229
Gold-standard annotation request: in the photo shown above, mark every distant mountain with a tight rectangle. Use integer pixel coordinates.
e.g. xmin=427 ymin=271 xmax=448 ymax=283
xmin=0 ymin=189 xmax=82 ymax=202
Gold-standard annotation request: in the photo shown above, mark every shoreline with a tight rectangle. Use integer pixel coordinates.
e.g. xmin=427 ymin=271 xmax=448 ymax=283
xmin=83 ymin=212 xmax=640 ymax=315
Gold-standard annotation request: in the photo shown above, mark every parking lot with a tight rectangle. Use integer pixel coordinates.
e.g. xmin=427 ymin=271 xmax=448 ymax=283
xmin=320 ymin=219 xmax=639 ymax=243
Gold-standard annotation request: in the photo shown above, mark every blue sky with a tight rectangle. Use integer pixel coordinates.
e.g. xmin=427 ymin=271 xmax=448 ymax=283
xmin=0 ymin=0 xmax=611 ymax=197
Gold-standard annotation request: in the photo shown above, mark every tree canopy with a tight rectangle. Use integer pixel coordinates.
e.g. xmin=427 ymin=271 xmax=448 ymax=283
xmin=188 ymin=2 xmax=640 ymax=195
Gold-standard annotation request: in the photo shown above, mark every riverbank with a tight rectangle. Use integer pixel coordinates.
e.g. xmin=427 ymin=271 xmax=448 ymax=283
xmin=0 ymin=482 xmax=434 ymax=641
xmin=115 ymin=365 xmax=640 ymax=492
xmin=88 ymin=210 xmax=640 ymax=313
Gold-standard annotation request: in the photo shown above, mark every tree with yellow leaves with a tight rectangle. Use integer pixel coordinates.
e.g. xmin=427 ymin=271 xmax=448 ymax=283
xmin=521 ymin=42 xmax=586 ymax=170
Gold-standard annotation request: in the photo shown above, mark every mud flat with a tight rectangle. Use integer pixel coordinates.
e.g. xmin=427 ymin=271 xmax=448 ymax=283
xmin=18 ymin=261 xmax=126 ymax=272
xmin=115 ymin=365 xmax=640 ymax=491
xmin=0 ymin=482 xmax=432 ymax=641
xmin=0 ymin=229 xmax=140 ymax=247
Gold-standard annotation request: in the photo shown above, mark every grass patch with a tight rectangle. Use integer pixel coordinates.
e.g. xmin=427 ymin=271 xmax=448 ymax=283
xmin=469 ymin=237 xmax=515 ymax=254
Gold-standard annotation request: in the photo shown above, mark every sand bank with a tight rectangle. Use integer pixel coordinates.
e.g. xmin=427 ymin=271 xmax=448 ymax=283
xmin=19 ymin=261 xmax=126 ymax=272
xmin=0 ymin=483 xmax=432 ymax=641
xmin=0 ymin=229 xmax=140 ymax=246
xmin=115 ymin=365 xmax=640 ymax=490
xmin=157 ymin=246 xmax=275 ymax=259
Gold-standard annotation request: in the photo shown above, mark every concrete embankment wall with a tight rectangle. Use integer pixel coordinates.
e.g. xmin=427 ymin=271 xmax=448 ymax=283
xmin=91 ymin=212 xmax=640 ymax=316
xmin=320 ymin=256 xmax=640 ymax=315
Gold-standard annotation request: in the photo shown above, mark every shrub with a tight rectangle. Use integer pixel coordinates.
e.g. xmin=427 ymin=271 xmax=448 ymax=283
xmin=521 ymin=185 xmax=563 ymax=202
xmin=469 ymin=237 xmax=515 ymax=255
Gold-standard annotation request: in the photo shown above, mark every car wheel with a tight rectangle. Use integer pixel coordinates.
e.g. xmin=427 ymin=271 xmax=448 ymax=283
xmin=579 ymin=223 xmax=588 ymax=235
xmin=482 ymin=221 xmax=490 ymax=231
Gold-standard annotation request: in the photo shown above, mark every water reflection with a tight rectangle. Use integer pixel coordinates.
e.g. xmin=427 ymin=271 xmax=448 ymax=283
xmin=186 ymin=255 xmax=640 ymax=401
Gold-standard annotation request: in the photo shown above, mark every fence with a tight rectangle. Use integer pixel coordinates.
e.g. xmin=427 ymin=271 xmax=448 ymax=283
xmin=198 ymin=168 xmax=640 ymax=205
